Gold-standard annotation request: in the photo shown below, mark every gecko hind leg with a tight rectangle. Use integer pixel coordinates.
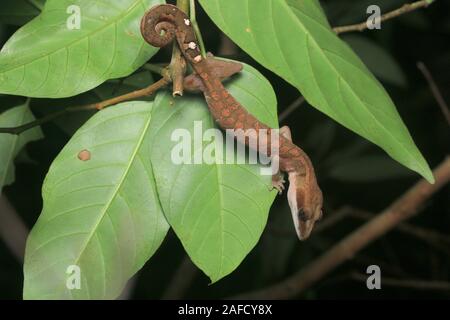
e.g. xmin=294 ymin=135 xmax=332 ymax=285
xmin=272 ymin=126 xmax=292 ymax=194
xmin=271 ymin=167 xmax=286 ymax=194
xmin=270 ymin=126 xmax=293 ymax=193
xmin=271 ymin=154 xmax=285 ymax=194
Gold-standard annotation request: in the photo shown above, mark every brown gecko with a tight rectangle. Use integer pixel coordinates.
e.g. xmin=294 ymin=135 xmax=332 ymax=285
xmin=140 ymin=4 xmax=323 ymax=240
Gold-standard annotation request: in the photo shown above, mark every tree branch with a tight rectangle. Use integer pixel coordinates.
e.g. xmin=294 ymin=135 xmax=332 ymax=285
xmin=162 ymin=255 xmax=198 ymax=299
xmin=347 ymin=207 xmax=450 ymax=256
xmin=350 ymin=272 xmax=450 ymax=291
xmin=279 ymin=97 xmax=305 ymax=123
xmin=417 ymin=62 xmax=450 ymax=126
xmin=347 ymin=208 xmax=450 ymax=245
xmin=0 ymin=77 xmax=170 ymax=135
xmin=0 ymin=195 xmax=29 ymax=263
xmin=333 ymin=0 xmax=434 ymax=35
xmin=231 ymin=157 xmax=450 ymax=299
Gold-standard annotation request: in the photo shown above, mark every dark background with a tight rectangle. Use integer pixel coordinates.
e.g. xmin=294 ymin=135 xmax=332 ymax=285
xmin=0 ymin=0 xmax=449 ymax=299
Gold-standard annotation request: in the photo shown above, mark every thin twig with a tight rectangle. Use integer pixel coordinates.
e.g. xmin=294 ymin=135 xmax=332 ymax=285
xmin=190 ymin=0 xmax=207 ymax=58
xmin=231 ymin=157 xmax=450 ymax=299
xmin=169 ymin=47 xmax=187 ymax=97
xmin=347 ymin=208 xmax=450 ymax=256
xmin=313 ymin=207 xmax=351 ymax=234
xmin=350 ymin=272 xmax=450 ymax=291
xmin=268 ymin=206 xmax=350 ymax=237
xmin=417 ymin=62 xmax=450 ymax=126
xmin=142 ymin=63 xmax=166 ymax=75
xmin=167 ymin=0 xmax=190 ymax=96
xmin=0 ymin=195 xmax=29 ymax=263
xmin=218 ymin=34 xmax=239 ymax=56
xmin=162 ymin=256 xmax=198 ymax=299
xmin=95 ymin=77 xmax=169 ymax=109
xmin=0 ymin=78 xmax=170 ymax=135
xmin=333 ymin=0 xmax=434 ymax=35
xmin=347 ymin=208 xmax=450 ymax=245
xmin=352 ymin=255 xmax=411 ymax=278
xmin=279 ymin=96 xmax=305 ymax=122
xmin=268 ymin=205 xmax=450 ymax=257
xmin=177 ymin=0 xmax=190 ymax=12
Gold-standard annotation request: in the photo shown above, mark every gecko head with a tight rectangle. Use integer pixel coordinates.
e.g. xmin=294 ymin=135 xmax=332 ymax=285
xmin=287 ymin=172 xmax=323 ymax=240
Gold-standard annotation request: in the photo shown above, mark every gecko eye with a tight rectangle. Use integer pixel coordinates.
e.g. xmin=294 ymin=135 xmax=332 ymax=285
xmin=298 ymin=209 xmax=308 ymax=222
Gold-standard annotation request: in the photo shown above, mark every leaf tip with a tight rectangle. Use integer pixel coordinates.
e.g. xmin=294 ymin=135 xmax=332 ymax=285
xmin=411 ymin=158 xmax=435 ymax=184
xmin=423 ymin=170 xmax=435 ymax=184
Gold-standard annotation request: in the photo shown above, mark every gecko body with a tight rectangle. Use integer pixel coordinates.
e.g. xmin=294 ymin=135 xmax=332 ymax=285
xmin=140 ymin=4 xmax=323 ymax=239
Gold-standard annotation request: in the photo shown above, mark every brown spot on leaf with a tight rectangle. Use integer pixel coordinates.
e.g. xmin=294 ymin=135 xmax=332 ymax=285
xmin=78 ymin=150 xmax=91 ymax=161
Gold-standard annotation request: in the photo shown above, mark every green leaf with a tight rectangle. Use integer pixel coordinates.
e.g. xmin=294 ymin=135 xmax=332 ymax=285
xmin=0 ymin=0 xmax=164 ymax=98
xmin=23 ymin=101 xmax=170 ymax=299
xmin=0 ymin=102 xmax=43 ymax=192
xmin=149 ymin=60 xmax=278 ymax=282
xmin=199 ymin=0 xmax=434 ymax=183
xmin=343 ymin=35 xmax=407 ymax=87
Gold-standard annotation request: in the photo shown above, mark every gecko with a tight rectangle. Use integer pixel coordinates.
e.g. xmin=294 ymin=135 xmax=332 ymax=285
xmin=140 ymin=4 xmax=323 ymax=240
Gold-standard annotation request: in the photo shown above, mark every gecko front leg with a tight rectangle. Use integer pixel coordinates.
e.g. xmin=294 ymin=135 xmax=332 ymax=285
xmin=271 ymin=155 xmax=285 ymax=194
xmin=183 ymin=57 xmax=243 ymax=93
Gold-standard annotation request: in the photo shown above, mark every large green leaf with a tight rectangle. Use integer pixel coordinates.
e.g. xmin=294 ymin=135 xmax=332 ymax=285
xmin=0 ymin=102 xmax=43 ymax=192
xmin=199 ymin=0 xmax=434 ymax=183
xmin=149 ymin=61 xmax=278 ymax=282
xmin=23 ymin=101 xmax=170 ymax=299
xmin=0 ymin=0 xmax=163 ymax=98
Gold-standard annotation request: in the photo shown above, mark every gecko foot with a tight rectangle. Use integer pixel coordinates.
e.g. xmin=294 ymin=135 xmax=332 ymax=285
xmin=271 ymin=173 xmax=286 ymax=194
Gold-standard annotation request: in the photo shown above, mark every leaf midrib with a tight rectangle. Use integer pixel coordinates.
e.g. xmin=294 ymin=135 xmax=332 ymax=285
xmin=68 ymin=108 xmax=153 ymax=298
